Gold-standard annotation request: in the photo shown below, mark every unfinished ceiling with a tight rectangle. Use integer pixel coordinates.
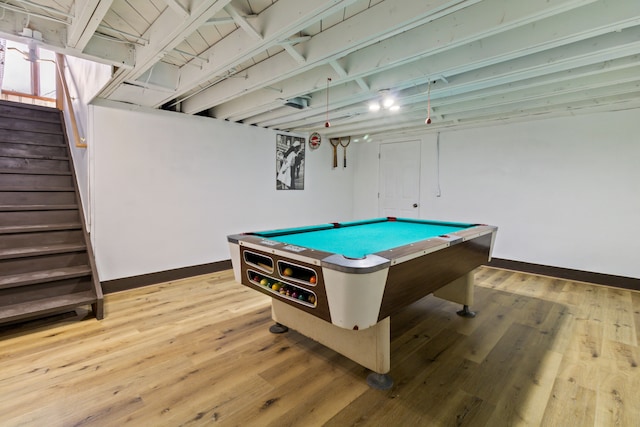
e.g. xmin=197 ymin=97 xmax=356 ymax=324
xmin=1 ymin=0 xmax=639 ymax=139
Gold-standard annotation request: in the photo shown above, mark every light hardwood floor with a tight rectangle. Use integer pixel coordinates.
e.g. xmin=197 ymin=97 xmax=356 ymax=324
xmin=0 ymin=267 xmax=638 ymax=426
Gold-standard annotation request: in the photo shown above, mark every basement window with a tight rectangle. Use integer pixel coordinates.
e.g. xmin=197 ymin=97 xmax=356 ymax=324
xmin=0 ymin=39 xmax=56 ymax=106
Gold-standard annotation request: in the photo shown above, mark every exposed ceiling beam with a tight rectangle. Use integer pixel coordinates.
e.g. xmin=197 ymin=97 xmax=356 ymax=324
xmin=203 ymin=15 xmax=257 ymax=25
xmin=302 ymin=86 xmax=640 ymax=139
xmin=264 ymin=51 xmax=640 ymax=135
xmin=224 ymin=4 xmax=261 ymax=40
xmin=0 ymin=6 xmax=134 ymax=67
xmin=329 ymin=60 xmax=347 ymax=78
xmin=163 ymin=0 xmax=189 ymax=18
xmin=280 ymin=36 xmax=311 ymax=64
xmin=98 ymin=0 xmax=234 ymax=98
xmin=182 ymin=0 xmax=479 ymax=114
xmin=257 ymin=43 xmax=640 ymax=132
xmin=221 ymin=0 xmax=640 ymax=127
xmin=205 ymin=0 xmax=601 ymax=121
xmin=9 ymin=0 xmax=73 ymax=19
xmin=67 ymin=0 xmax=113 ymax=51
xmin=2 ymin=0 xmax=637 ymax=139
xmin=81 ymin=34 xmax=135 ymax=67
xmin=149 ymin=0 xmax=363 ymax=109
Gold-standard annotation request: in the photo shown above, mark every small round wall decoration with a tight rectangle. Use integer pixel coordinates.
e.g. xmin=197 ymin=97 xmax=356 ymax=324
xmin=309 ymin=132 xmax=322 ymax=150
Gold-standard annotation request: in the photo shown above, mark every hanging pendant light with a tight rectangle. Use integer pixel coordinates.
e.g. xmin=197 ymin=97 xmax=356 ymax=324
xmin=425 ymin=81 xmax=432 ymax=125
xmin=325 ymin=77 xmax=331 ymax=128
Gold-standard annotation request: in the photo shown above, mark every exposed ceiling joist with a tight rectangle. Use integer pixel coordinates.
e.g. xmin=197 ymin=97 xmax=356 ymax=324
xmin=212 ymin=0 xmax=618 ymax=123
xmin=157 ymin=0 xmax=363 ymax=109
xmin=181 ymin=0 xmax=478 ymax=114
xmin=67 ymin=0 xmax=113 ymax=51
xmin=98 ymin=0 xmax=234 ymax=98
xmin=163 ymin=0 xmax=189 ymax=18
xmin=223 ymin=3 xmax=261 ymax=40
xmin=0 ymin=0 xmax=638 ymax=138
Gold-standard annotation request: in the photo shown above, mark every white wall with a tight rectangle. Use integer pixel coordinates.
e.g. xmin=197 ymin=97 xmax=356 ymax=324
xmin=90 ymin=101 xmax=353 ymax=281
xmin=353 ymin=109 xmax=640 ymax=279
xmin=84 ymin=98 xmax=639 ymax=281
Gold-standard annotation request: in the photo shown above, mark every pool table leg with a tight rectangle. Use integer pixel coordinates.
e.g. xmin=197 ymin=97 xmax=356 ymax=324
xmin=269 ymin=323 xmax=289 ymax=334
xmin=366 ymin=372 xmax=394 ymax=390
xmin=433 ymin=271 xmax=476 ymax=316
xmin=271 ymin=299 xmax=392 ymax=388
xmin=457 ymin=305 xmax=476 ymax=318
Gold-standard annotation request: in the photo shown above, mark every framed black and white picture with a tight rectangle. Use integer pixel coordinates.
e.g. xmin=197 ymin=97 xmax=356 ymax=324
xmin=276 ymin=134 xmax=305 ymax=190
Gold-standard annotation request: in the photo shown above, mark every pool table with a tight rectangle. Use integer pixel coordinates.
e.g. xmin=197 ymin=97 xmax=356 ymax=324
xmin=227 ymin=217 xmax=497 ymax=389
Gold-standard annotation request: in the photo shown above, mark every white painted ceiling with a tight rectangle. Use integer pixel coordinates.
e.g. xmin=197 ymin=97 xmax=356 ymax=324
xmin=1 ymin=0 xmax=639 ymax=139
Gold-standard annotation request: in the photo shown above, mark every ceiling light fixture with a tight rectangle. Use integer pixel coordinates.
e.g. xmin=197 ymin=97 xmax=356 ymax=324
xmin=369 ymin=90 xmax=399 ymax=112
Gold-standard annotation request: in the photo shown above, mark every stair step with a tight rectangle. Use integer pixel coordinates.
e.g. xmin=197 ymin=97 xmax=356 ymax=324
xmin=0 ymin=156 xmax=70 ymax=173
xmin=0 ymin=151 xmax=69 ymax=160
xmin=0 ymin=172 xmax=73 ymax=189
xmin=0 ymin=131 xmax=65 ymax=146
xmin=0 ymin=168 xmax=71 ymax=176
xmin=0 ymin=243 xmax=87 ymax=260
xmin=0 ymin=291 xmax=96 ymax=324
xmin=0 ymin=229 xmax=84 ymax=249
xmin=0 ymin=186 xmax=75 ymax=192
xmin=0 ymin=100 xmax=61 ymax=122
xmin=0 ymin=191 xmax=77 ymax=206
xmin=0 ymin=137 xmax=65 ymax=147
xmin=0 ymin=204 xmax=78 ymax=211
xmin=0 ymin=112 xmax=61 ymax=123
xmin=0 ymin=265 xmax=92 ymax=289
xmin=0 ymin=141 xmax=68 ymax=157
xmin=0 ymin=223 xmax=82 ymax=234
xmin=0 ymin=111 xmax=61 ymax=125
xmin=0 ymin=152 xmax=69 ymax=161
xmin=0 ymin=117 xmax=62 ymax=134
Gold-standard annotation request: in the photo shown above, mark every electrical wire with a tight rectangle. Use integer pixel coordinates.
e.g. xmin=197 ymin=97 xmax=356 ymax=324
xmin=425 ymin=80 xmax=432 ymax=124
xmin=436 ymin=131 xmax=441 ymax=197
xmin=325 ymin=77 xmax=331 ymax=127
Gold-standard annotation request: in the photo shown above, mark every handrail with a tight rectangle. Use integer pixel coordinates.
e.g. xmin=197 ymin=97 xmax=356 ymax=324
xmin=54 ymin=53 xmax=87 ymax=148
xmin=0 ymin=89 xmax=56 ymax=104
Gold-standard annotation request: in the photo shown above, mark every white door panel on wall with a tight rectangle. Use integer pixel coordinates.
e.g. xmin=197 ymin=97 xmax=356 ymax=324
xmin=379 ymin=140 xmax=421 ymax=218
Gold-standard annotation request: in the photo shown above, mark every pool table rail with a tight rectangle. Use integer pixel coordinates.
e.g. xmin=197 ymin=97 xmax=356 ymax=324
xmin=377 ymin=232 xmax=494 ymax=321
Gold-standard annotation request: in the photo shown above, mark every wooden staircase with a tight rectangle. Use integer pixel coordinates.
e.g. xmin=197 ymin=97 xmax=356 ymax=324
xmin=0 ymin=100 xmax=103 ymax=324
